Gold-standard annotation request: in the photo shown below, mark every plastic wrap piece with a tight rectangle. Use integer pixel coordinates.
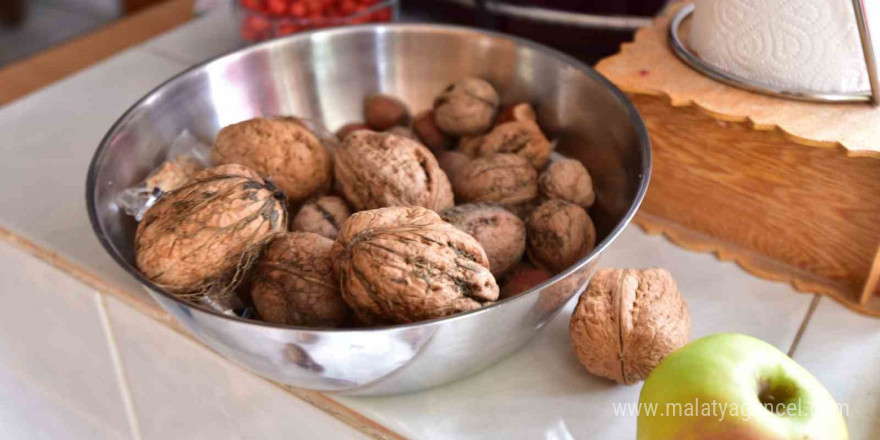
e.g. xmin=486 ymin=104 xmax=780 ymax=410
xmin=117 ymin=131 xmax=213 ymax=221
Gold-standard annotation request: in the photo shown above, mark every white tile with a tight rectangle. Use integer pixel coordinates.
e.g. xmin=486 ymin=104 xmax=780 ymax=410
xmin=0 ymin=241 xmax=131 ymax=439
xmin=0 ymin=49 xmax=190 ymax=301
xmin=793 ymin=297 xmax=880 ymax=440
xmin=140 ymin=3 xmax=243 ymax=65
xmin=333 ymin=226 xmax=815 ymax=439
xmin=104 ymin=296 xmax=368 ymax=440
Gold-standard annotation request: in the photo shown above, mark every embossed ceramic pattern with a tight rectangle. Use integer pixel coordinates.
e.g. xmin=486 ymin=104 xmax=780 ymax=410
xmin=86 ymin=24 xmax=650 ymax=395
xmin=689 ymin=0 xmax=871 ymax=93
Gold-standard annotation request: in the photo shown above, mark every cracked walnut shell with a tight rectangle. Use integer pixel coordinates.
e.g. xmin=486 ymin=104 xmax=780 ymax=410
xmin=251 ymin=233 xmax=350 ymax=327
xmin=135 ymin=165 xmax=288 ymax=294
xmin=474 ymin=120 xmax=552 ymax=169
xmin=292 ymin=196 xmax=351 ymax=240
xmin=336 ymin=206 xmax=499 ymax=324
xmin=539 ymin=158 xmax=595 ymax=208
xmin=333 ymin=131 xmax=454 ymax=211
xmin=569 ymin=268 xmax=691 ymax=384
xmin=453 ymin=154 xmax=538 ymax=207
xmin=526 ymin=199 xmax=595 ymax=272
xmin=212 ymin=117 xmax=332 ymax=204
xmin=433 ymin=77 xmax=500 ymax=136
xmin=441 ymin=204 xmax=525 ymax=276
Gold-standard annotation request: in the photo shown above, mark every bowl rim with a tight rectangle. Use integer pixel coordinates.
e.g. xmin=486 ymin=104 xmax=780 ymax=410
xmin=86 ymin=22 xmax=651 ymax=333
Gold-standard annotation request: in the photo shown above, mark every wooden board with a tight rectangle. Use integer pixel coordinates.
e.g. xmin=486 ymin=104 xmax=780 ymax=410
xmin=0 ymin=0 xmax=195 ymax=106
xmin=597 ymin=3 xmax=880 ymax=316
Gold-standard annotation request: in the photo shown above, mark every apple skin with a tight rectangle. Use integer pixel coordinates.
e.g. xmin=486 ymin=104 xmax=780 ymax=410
xmin=637 ymin=333 xmax=847 ymax=440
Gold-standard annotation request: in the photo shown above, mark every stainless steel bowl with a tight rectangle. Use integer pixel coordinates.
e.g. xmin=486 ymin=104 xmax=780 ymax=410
xmin=87 ymin=24 xmax=650 ymax=396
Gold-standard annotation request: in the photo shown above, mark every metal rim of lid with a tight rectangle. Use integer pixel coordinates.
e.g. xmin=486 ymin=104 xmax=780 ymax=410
xmin=668 ymin=3 xmax=879 ymax=105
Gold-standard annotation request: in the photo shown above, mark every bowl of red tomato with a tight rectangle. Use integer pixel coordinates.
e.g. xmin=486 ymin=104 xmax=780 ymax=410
xmin=236 ymin=0 xmax=398 ymax=41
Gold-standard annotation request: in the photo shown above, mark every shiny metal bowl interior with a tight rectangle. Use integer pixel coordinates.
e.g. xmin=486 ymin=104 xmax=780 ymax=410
xmin=87 ymin=24 xmax=650 ymax=396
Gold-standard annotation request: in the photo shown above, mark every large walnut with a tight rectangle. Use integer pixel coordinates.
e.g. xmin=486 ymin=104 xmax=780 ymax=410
xmin=291 ymin=196 xmax=351 ymax=240
xmin=453 ymin=154 xmax=538 ymax=208
xmin=473 ymin=120 xmax=552 ymax=169
xmin=526 ymin=199 xmax=595 ymax=272
xmin=336 ymin=206 xmax=499 ymax=324
xmin=440 ymin=204 xmax=525 ymax=276
xmin=212 ymin=117 xmax=332 ymax=203
xmin=251 ymin=233 xmax=350 ymax=327
xmin=569 ymin=268 xmax=691 ymax=384
xmin=333 ymin=131 xmax=454 ymax=211
xmin=539 ymin=158 xmax=595 ymax=208
xmin=433 ymin=77 xmax=500 ymax=136
xmin=135 ymin=165 xmax=287 ymax=294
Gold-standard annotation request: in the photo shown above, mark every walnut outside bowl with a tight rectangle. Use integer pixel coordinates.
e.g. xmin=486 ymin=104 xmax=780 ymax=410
xmin=86 ymin=24 xmax=650 ymax=396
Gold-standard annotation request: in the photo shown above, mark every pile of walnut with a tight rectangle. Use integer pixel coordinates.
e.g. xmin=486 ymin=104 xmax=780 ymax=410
xmin=133 ymin=76 xmax=601 ymax=328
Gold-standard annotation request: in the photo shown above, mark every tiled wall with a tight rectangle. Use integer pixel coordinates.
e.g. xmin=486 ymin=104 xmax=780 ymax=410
xmin=0 ymin=241 xmax=366 ymax=439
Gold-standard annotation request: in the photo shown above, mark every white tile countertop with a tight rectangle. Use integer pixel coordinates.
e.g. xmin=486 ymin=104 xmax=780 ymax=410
xmin=0 ymin=5 xmax=877 ymax=440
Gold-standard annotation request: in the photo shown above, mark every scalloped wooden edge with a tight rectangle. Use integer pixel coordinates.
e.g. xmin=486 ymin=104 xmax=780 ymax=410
xmin=0 ymin=224 xmax=405 ymax=440
xmin=634 ymin=213 xmax=880 ymax=317
xmin=595 ymin=3 xmax=880 ymax=161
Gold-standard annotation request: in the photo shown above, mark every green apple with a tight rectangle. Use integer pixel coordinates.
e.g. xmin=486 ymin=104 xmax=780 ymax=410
xmin=637 ymin=333 xmax=847 ymax=439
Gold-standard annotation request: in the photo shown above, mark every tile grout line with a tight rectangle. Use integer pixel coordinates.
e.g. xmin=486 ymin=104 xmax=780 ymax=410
xmin=787 ymin=294 xmax=821 ymax=358
xmin=96 ymin=294 xmax=143 ymax=440
xmin=137 ymin=44 xmax=199 ymax=66
xmin=0 ymin=224 xmax=403 ymax=440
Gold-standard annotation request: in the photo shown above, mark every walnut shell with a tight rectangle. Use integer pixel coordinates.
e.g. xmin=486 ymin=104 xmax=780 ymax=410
xmin=336 ymin=206 xmax=499 ymax=324
xmin=435 ymin=151 xmax=471 ymax=183
xmin=333 ymin=131 xmax=454 ymax=211
xmin=526 ymin=199 xmax=595 ymax=272
xmin=494 ymin=102 xmax=537 ymax=126
xmin=539 ymin=158 xmax=595 ymax=208
xmin=291 ymin=195 xmax=351 ymax=240
xmin=135 ymin=165 xmax=288 ymax=294
xmin=145 ymin=155 xmax=204 ymax=193
xmin=251 ymin=233 xmax=350 ymax=327
xmin=440 ymin=204 xmax=525 ymax=276
xmin=569 ymin=268 xmax=691 ymax=384
xmin=336 ymin=122 xmax=370 ymax=140
xmin=413 ymin=110 xmax=452 ymax=152
xmin=474 ymin=120 xmax=552 ymax=169
xmin=212 ymin=117 xmax=333 ymax=203
xmin=364 ymin=93 xmax=410 ymax=131
xmin=453 ymin=154 xmax=538 ymax=208
xmin=433 ymin=77 xmax=500 ymax=136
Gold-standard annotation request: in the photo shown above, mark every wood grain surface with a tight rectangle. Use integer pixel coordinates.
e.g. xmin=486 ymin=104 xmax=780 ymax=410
xmin=597 ymin=3 xmax=880 ymax=316
xmin=596 ymin=3 xmax=880 ymax=158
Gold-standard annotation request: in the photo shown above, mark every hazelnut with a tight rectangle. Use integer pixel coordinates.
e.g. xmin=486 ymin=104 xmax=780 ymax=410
xmin=413 ymin=110 xmax=452 ymax=152
xmin=364 ymin=93 xmax=409 ymax=131
xmin=291 ymin=195 xmax=351 ymax=240
xmin=135 ymin=165 xmax=287 ymax=295
xmin=433 ymin=77 xmax=500 ymax=136
xmin=526 ymin=199 xmax=595 ymax=272
xmin=499 ymin=262 xmax=552 ymax=299
xmin=336 ymin=206 xmax=499 ymax=324
xmin=212 ymin=117 xmax=332 ymax=204
xmin=569 ymin=268 xmax=691 ymax=384
xmin=453 ymin=154 xmax=538 ymax=208
xmin=436 ymin=150 xmax=471 ymax=183
xmin=441 ymin=204 xmax=526 ymax=276
xmin=539 ymin=158 xmax=595 ymax=208
xmin=145 ymin=155 xmax=204 ymax=194
xmin=336 ymin=122 xmax=370 ymax=140
xmin=494 ymin=102 xmax=537 ymax=126
xmin=251 ymin=233 xmax=350 ymax=327
xmin=475 ymin=120 xmax=552 ymax=169
xmin=333 ymin=131 xmax=454 ymax=211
